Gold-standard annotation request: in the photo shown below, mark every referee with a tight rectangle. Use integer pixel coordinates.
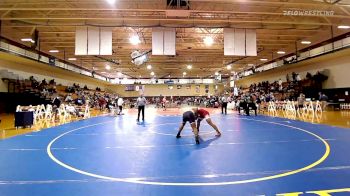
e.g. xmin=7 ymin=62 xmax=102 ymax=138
xmin=136 ymin=94 xmax=147 ymax=122
xmin=221 ymin=94 xmax=228 ymax=115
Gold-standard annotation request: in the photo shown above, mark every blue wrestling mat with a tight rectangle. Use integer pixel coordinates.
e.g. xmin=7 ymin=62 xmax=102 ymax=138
xmin=0 ymin=114 xmax=349 ymax=195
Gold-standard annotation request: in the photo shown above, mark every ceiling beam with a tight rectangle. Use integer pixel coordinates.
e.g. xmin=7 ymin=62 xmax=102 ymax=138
xmin=0 ymin=17 xmax=340 ymax=26
xmin=0 ymin=8 xmax=349 ymax=19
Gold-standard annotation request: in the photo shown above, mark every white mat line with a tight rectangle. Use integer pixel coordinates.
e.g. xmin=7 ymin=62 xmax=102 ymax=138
xmin=0 ymin=139 xmax=336 ymax=151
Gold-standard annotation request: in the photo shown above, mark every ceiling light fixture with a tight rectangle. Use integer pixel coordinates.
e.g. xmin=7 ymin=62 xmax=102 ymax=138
xmin=227 ymin=64 xmax=232 ymax=70
xmin=105 ymin=65 xmax=111 ymax=70
xmin=21 ymin=38 xmax=35 ymax=43
xmin=203 ymin=36 xmax=214 ymax=46
xmin=105 ymin=0 xmax=116 ymax=4
xmin=49 ymin=50 xmax=59 ymax=53
xmin=187 ymin=65 xmax=192 ymax=70
xmin=301 ymin=41 xmax=311 ymax=45
xmin=260 ymin=58 xmax=268 ymax=61
xmin=150 ymin=71 xmax=155 ymax=76
xmin=338 ymin=25 xmax=350 ymax=29
xmin=277 ymin=51 xmax=286 ymax=54
xmin=215 ymin=71 xmax=219 ymax=76
xmin=183 ymin=72 xmax=187 ymax=75
xmin=147 ymin=65 xmax=152 ymax=70
xmin=68 ymin=58 xmax=77 ymax=61
xmin=129 ymin=35 xmax=141 ymax=45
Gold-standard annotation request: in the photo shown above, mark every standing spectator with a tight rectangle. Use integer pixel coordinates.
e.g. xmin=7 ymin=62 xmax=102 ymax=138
xmin=297 ymin=93 xmax=305 ymax=109
xmin=286 ymin=74 xmax=290 ymax=82
xmin=52 ymin=95 xmax=62 ymax=118
xmin=106 ymin=98 xmax=114 ymax=113
xmin=162 ymin=96 xmax=167 ymax=111
xmin=155 ymin=97 xmax=160 ymax=108
xmin=136 ymin=94 xmax=147 ymax=122
xmin=117 ymin=96 xmax=124 ymax=115
xmin=292 ymin=72 xmax=297 ymax=82
xmin=278 ymin=79 xmax=283 ymax=92
xmin=98 ymin=96 xmax=106 ymax=111
xmin=234 ymin=85 xmax=239 ymax=96
xmin=221 ymin=94 xmax=228 ymax=115
xmin=320 ymin=93 xmax=328 ymax=111
xmin=296 ymin=74 xmax=301 ymax=82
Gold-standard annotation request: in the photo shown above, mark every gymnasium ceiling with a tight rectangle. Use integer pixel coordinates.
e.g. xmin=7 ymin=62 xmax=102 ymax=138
xmin=1 ymin=0 xmax=350 ymax=79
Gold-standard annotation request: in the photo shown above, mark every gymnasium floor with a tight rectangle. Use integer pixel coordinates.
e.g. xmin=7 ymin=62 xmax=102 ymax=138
xmin=1 ymin=109 xmax=350 ymax=195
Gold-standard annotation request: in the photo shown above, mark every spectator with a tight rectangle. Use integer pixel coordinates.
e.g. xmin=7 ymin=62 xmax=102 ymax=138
xmin=52 ymin=96 xmax=61 ymax=108
xmin=65 ymin=93 xmax=73 ymax=102
xmin=278 ymin=78 xmax=283 ymax=92
xmin=297 ymin=93 xmax=305 ymax=109
xmin=49 ymin=79 xmax=55 ymax=85
xmin=320 ymin=93 xmax=328 ymax=110
xmin=162 ymin=96 xmax=167 ymax=111
xmin=41 ymin=79 xmax=47 ymax=86
xmin=117 ymin=96 xmax=124 ymax=115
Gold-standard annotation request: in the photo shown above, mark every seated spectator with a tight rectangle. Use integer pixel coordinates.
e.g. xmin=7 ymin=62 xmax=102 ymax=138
xmin=42 ymin=88 xmax=48 ymax=97
xmin=41 ymin=79 xmax=47 ymax=86
xmin=52 ymin=96 xmax=62 ymax=108
xmin=48 ymin=86 xmax=57 ymax=93
xmin=246 ymin=95 xmax=257 ymax=116
xmin=65 ymin=93 xmax=73 ymax=102
xmin=75 ymin=98 xmax=84 ymax=106
xmin=66 ymin=104 xmax=78 ymax=116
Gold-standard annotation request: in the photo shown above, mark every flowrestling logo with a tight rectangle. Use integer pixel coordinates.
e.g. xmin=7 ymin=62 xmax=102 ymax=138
xmin=283 ymin=9 xmax=334 ymax=16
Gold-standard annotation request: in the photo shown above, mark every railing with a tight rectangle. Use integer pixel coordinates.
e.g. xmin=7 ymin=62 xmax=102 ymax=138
xmin=0 ymin=37 xmax=108 ymax=82
xmin=242 ymin=36 xmax=350 ymax=77
xmin=110 ymin=78 xmax=216 ymax=84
